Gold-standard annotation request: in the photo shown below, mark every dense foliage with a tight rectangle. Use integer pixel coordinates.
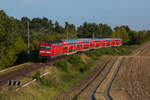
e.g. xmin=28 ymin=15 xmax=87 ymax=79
xmin=0 ymin=10 xmax=150 ymax=69
xmin=54 ymin=60 xmax=68 ymax=72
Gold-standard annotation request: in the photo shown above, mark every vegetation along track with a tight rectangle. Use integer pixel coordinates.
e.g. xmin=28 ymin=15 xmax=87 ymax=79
xmin=0 ymin=63 xmax=45 ymax=89
xmin=53 ymin=56 xmax=113 ymax=100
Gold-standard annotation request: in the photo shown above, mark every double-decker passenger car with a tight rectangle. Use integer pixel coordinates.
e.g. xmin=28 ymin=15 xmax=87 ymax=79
xmin=39 ymin=38 xmax=122 ymax=61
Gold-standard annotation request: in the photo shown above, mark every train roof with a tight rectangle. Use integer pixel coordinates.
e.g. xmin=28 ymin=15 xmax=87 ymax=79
xmin=40 ymin=38 xmax=122 ymax=45
xmin=77 ymin=38 xmax=91 ymax=43
xmin=94 ymin=38 xmax=121 ymax=41
xmin=61 ymin=39 xmax=78 ymax=44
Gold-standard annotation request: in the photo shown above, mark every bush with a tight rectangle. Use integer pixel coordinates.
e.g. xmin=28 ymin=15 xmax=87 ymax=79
xmin=32 ymin=70 xmax=41 ymax=81
xmin=68 ymin=54 xmax=84 ymax=67
xmin=86 ymin=47 xmax=119 ymax=58
xmin=40 ymin=74 xmax=60 ymax=88
xmin=54 ymin=60 xmax=68 ymax=72
xmin=68 ymin=54 xmax=86 ymax=72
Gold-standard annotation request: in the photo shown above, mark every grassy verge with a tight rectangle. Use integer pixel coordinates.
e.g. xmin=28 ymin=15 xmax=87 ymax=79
xmin=0 ymin=45 xmax=138 ymax=100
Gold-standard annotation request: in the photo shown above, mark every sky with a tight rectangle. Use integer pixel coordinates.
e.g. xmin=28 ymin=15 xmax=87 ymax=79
xmin=0 ymin=0 xmax=150 ymax=30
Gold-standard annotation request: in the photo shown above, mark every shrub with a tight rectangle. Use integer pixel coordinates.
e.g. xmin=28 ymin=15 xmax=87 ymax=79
xmin=40 ymin=74 xmax=60 ymax=88
xmin=68 ymin=54 xmax=84 ymax=67
xmin=54 ymin=60 xmax=68 ymax=72
xmin=32 ymin=70 xmax=41 ymax=81
xmin=68 ymin=54 xmax=86 ymax=72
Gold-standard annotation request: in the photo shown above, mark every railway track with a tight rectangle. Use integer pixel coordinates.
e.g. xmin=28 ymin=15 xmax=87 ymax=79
xmin=0 ymin=63 xmax=45 ymax=89
xmin=69 ymin=56 xmax=124 ymax=100
xmin=71 ymin=58 xmax=115 ymax=100
xmin=88 ymin=57 xmax=123 ymax=100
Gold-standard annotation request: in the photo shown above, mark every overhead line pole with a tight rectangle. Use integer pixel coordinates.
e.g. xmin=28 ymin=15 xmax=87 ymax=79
xmin=93 ymin=32 xmax=95 ymax=39
xmin=27 ymin=21 xmax=30 ymax=61
xmin=67 ymin=25 xmax=69 ymax=42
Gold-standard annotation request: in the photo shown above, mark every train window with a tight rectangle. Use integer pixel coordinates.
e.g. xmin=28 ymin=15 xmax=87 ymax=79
xmin=69 ymin=49 xmax=73 ymax=52
xmin=46 ymin=46 xmax=51 ymax=49
xmin=64 ymin=47 xmax=68 ymax=50
xmin=106 ymin=44 xmax=110 ymax=46
xmin=40 ymin=46 xmax=45 ymax=49
xmin=84 ymin=46 xmax=88 ymax=49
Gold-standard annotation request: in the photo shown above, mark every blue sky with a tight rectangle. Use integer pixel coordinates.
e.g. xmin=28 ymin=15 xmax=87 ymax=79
xmin=0 ymin=0 xmax=150 ymax=30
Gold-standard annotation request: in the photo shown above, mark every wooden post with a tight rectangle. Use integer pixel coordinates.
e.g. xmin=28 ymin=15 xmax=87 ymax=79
xmin=27 ymin=21 xmax=30 ymax=60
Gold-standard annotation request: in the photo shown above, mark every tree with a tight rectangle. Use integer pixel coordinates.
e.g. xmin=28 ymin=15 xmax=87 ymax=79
xmin=65 ymin=21 xmax=76 ymax=33
xmin=54 ymin=21 xmax=65 ymax=33
xmin=31 ymin=18 xmax=42 ymax=31
xmin=48 ymin=19 xmax=54 ymax=33
xmin=112 ymin=26 xmax=129 ymax=44
xmin=41 ymin=17 xmax=49 ymax=29
xmin=77 ymin=22 xmax=112 ymax=38
xmin=21 ymin=17 xmax=30 ymax=26
xmin=0 ymin=10 xmax=27 ymax=68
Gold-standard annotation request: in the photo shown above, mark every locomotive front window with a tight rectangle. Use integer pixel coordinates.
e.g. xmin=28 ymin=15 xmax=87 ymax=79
xmin=40 ymin=45 xmax=45 ymax=49
xmin=46 ymin=46 xmax=51 ymax=49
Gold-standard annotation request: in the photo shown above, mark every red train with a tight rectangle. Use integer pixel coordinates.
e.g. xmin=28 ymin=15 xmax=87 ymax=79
xmin=39 ymin=38 xmax=122 ymax=60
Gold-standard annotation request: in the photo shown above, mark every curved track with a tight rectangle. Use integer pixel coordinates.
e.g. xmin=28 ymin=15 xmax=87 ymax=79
xmin=104 ymin=57 xmax=125 ymax=100
xmin=72 ymin=58 xmax=113 ymax=100
xmin=88 ymin=57 xmax=119 ymax=100
xmin=88 ymin=57 xmax=124 ymax=100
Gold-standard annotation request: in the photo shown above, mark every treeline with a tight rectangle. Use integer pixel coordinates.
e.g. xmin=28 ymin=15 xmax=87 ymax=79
xmin=0 ymin=10 xmax=150 ymax=69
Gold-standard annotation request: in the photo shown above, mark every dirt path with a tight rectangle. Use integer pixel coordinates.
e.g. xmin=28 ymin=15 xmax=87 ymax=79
xmin=94 ymin=56 xmax=124 ymax=100
xmin=76 ymin=57 xmax=118 ymax=100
